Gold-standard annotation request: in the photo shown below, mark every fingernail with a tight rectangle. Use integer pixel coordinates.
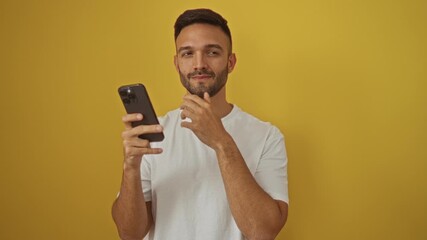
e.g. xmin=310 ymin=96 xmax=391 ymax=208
xmin=137 ymin=114 xmax=142 ymax=119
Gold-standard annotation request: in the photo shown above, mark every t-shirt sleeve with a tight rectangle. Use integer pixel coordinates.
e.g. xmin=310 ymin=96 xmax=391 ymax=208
xmin=254 ymin=126 xmax=289 ymax=204
xmin=140 ymin=155 xmax=152 ymax=202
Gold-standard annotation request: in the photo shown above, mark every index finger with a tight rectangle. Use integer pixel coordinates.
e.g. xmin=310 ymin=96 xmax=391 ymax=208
xmin=183 ymin=94 xmax=209 ymax=108
xmin=122 ymin=113 xmax=143 ymax=129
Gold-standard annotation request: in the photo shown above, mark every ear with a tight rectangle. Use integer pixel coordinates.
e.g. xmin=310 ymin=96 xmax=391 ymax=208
xmin=227 ymin=53 xmax=237 ymax=73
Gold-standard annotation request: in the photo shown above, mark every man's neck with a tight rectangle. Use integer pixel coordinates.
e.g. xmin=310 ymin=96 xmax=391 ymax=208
xmin=209 ymin=87 xmax=233 ymax=119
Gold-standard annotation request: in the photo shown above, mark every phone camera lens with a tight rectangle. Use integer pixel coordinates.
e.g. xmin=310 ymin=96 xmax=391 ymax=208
xmin=119 ymin=90 xmax=127 ymax=97
xmin=128 ymin=93 xmax=136 ymax=100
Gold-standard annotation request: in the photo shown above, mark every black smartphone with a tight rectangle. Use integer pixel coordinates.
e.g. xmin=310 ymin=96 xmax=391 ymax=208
xmin=118 ymin=83 xmax=164 ymax=142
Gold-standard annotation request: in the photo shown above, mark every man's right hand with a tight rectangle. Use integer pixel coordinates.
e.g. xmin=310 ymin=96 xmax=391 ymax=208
xmin=121 ymin=113 xmax=163 ymax=169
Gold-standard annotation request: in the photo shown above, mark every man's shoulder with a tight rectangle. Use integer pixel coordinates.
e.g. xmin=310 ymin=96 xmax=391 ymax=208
xmin=158 ymin=108 xmax=181 ymax=125
xmin=233 ymin=105 xmax=276 ymax=127
xmin=230 ymin=105 xmax=283 ymax=136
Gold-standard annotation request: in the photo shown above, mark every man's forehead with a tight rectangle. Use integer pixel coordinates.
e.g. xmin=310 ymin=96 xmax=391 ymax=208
xmin=175 ymin=24 xmax=231 ymax=51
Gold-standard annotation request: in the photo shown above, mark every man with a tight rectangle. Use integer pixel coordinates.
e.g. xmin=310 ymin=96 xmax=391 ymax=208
xmin=112 ymin=8 xmax=289 ymax=240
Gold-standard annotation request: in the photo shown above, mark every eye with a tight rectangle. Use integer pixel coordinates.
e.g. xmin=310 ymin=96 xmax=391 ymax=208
xmin=181 ymin=51 xmax=193 ymax=57
xmin=207 ymin=50 xmax=219 ymax=56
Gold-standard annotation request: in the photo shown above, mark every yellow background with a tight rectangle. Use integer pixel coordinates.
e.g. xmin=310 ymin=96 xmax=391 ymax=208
xmin=1 ymin=0 xmax=426 ymax=239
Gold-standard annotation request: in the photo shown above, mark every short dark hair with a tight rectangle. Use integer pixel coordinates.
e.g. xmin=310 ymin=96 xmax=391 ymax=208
xmin=174 ymin=8 xmax=232 ymax=51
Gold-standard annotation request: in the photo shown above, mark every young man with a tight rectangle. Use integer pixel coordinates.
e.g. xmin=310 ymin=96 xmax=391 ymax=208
xmin=112 ymin=8 xmax=289 ymax=240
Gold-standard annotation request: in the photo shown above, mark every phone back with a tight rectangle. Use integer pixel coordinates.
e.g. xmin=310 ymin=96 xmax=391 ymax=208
xmin=118 ymin=83 xmax=164 ymax=142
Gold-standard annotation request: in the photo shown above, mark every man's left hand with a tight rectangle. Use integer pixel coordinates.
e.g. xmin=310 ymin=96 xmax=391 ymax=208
xmin=180 ymin=92 xmax=229 ymax=150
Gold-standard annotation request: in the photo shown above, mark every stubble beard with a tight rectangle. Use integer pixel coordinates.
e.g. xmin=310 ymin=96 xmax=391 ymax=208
xmin=179 ymin=66 xmax=229 ymax=98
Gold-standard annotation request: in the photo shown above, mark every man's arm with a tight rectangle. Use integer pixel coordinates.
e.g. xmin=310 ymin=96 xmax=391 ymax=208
xmin=215 ymin=135 xmax=288 ymax=240
xmin=112 ymin=169 xmax=153 ymax=240
xmin=112 ymin=113 xmax=163 ymax=240
xmin=180 ymin=93 xmax=288 ymax=240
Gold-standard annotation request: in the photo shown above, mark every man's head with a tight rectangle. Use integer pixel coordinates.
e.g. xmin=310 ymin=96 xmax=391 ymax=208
xmin=173 ymin=9 xmax=236 ymax=98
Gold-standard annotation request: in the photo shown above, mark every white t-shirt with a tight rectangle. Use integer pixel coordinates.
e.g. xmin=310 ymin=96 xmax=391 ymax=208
xmin=141 ymin=105 xmax=288 ymax=240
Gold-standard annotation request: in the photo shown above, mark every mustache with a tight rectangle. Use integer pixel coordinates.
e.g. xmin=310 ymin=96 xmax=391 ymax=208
xmin=187 ymin=69 xmax=215 ymax=78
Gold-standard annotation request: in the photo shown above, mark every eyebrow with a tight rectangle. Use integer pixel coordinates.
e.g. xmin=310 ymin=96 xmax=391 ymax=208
xmin=178 ymin=46 xmax=192 ymax=53
xmin=205 ymin=44 xmax=223 ymax=51
xmin=178 ymin=44 xmax=224 ymax=53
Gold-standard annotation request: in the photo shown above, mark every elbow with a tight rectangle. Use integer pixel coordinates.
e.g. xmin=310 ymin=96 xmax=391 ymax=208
xmin=113 ymin=214 xmax=147 ymax=240
xmin=114 ymin=221 xmax=148 ymax=240
xmin=245 ymin=227 xmax=282 ymax=240
xmin=117 ymin=231 xmax=145 ymax=240
xmin=114 ymin=221 xmax=146 ymax=240
xmin=246 ymin=210 xmax=288 ymax=240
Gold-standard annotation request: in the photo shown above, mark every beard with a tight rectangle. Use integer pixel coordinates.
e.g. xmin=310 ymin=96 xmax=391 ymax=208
xmin=179 ymin=66 xmax=229 ymax=98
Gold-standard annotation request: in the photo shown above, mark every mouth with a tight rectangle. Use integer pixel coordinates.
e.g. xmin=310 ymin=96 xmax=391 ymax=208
xmin=188 ymin=69 xmax=215 ymax=81
xmin=191 ymin=75 xmax=213 ymax=81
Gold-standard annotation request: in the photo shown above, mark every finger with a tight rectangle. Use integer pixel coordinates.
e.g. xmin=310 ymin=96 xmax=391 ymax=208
xmin=129 ymin=124 xmax=163 ymax=138
xmin=123 ymin=138 xmax=150 ymax=148
xmin=180 ymin=99 xmax=200 ymax=113
xmin=122 ymin=113 xmax=143 ymax=129
xmin=180 ymin=109 xmax=193 ymax=123
xmin=183 ymin=94 xmax=209 ymax=108
xmin=143 ymin=147 xmax=163 ymax=155
xmin=124 ymin=145 xmax=163 ymax=156
xmin=180 ymin=109 xmax=187 ymax=120
xmin=181 ymin=107 xmax=198 ymax=122
xmin=180 ymin=121 xmax=192 ymax=130
xmin=123 ymin=138 xmax=163 ymax=156
xmin=204 ymin=92 xmax=211 ymax=103
xmin=122 ymin=124 xmax=163 ymax=139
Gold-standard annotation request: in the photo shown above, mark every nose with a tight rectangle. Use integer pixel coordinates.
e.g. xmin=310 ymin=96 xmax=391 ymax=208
xmin=193 ymin=52 xmax=207 ymax=70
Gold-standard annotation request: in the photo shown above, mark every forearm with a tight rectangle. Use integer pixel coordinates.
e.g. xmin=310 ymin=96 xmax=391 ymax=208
xmin=215 ymin=135 xmax=286 ymax=240
xmin=112 ymin=165 xmax=151 ymax=240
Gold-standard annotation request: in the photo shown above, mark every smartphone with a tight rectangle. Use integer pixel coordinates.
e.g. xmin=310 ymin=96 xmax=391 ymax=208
xmin=118 ymin=83 xmax=164 ymax=142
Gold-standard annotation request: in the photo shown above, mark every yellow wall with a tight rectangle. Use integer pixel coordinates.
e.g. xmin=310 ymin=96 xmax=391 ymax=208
xmin=0 ymin=0 xmax=426 ymax=239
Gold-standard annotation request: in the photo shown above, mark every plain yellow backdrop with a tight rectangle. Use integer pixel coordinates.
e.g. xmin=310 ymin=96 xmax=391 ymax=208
xmin=0 ymin=0 xmax=426 ymax=239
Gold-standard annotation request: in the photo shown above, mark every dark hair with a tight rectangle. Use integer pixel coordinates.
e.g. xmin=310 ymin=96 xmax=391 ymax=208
xmin=174 ymin=8 xmax=232 ymax=51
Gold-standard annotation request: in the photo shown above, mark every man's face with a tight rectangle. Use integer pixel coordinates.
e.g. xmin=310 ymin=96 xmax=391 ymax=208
xmin=174 ymin=23 xmax=236 ymax=98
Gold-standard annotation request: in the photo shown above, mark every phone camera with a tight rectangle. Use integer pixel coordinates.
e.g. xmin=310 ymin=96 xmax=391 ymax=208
xmin=119 ymin=89 xmax=128 ymax=97
xmin=119 ymin=87 xmax=137 ymax=104
xmin=128 ymin=93 xmax=136 ymax=100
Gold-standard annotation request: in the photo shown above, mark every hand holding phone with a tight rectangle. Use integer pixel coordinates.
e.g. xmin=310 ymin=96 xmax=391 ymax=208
xmin=118 ymin=83 xmax=164 ymax=142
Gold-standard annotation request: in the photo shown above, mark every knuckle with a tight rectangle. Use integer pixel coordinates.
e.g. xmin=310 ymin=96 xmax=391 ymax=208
xmin=135 ymin=125 xmax=145 ymax=133
xmin=122 ymin=139 xmax=130 ymax=146
xmin=141 ymin=139 xmax=150 ymax=147
xmin=122 ymin=115 xmax=131 ymax=122
xmin=124 ymin=147 xmax=132 ymax=156
xmin=121 ymin=131 xmax=129 ymax=139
